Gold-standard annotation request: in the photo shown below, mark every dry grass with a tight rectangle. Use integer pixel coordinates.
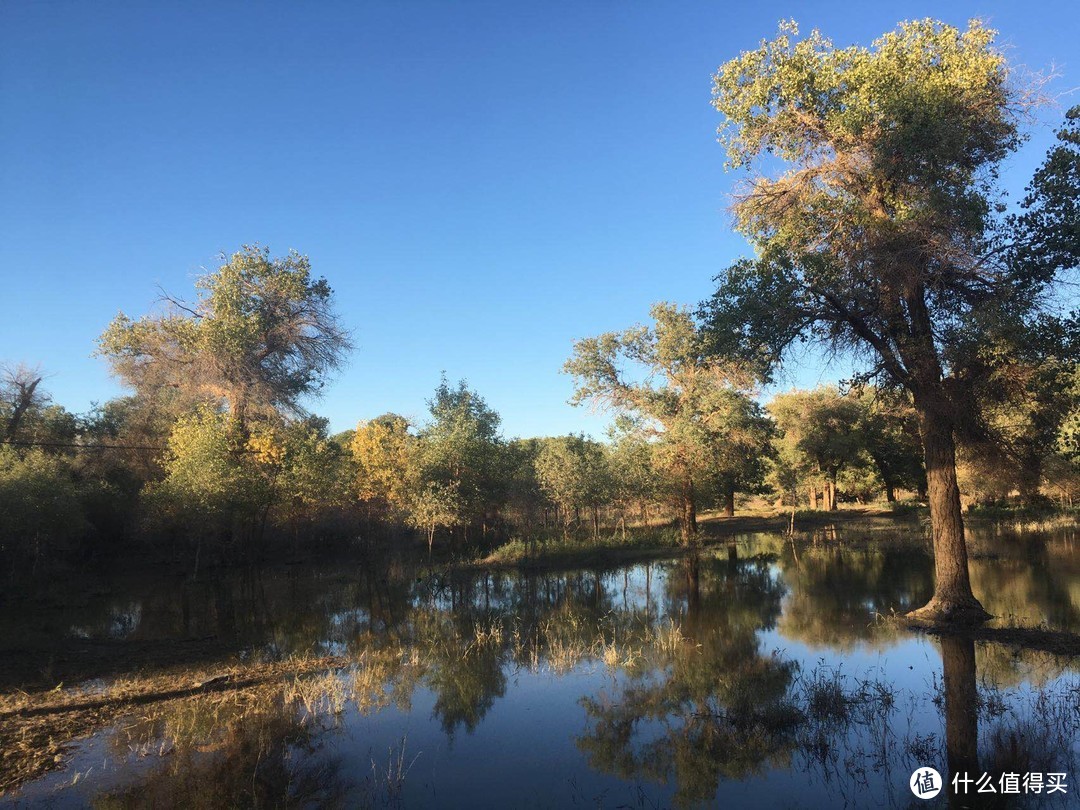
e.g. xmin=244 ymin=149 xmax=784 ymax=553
xmin=0 ymin=653 xmax=355 ymax=795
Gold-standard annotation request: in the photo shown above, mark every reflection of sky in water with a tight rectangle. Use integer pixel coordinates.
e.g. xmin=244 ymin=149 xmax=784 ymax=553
xmin=68 ymin=601 xmax=142 ymax=640
xmin=11 ymin=525 xmax=1080 ymax=808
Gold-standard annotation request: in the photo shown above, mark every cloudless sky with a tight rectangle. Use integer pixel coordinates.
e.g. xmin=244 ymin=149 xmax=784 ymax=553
xmin=2 ymin=1 xmax=1077 ymax=438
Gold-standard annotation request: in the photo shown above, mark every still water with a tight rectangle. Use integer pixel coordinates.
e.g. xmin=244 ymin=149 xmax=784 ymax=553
xmin=4 ymin=525 xmax=1080 ymax=808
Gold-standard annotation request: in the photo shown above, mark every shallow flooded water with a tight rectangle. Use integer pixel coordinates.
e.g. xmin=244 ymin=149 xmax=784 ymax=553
xmin=4 ymin=524 xmax=1080 ymax=808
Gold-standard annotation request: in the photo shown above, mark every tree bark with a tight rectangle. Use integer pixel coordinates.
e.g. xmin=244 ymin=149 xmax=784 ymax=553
xmin=907 ymin=395 xmax=990 ymax=624
xmin=884 ymin=482 xmax=896 ymax=503
xmin=820 ymin=479 xmax=836 ymax=511
xmin=807 ymin=484 xmax=818 ymax=510
xmin=679 ymin=476 xmax=698 ymax=545
xmin=723 ymin=483 xmax=735 ymax=517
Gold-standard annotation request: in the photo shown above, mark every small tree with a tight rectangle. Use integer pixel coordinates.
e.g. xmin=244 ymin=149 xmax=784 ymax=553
xmin=350 ymin=413 xmax=418 ymax=521
xmin=769 ymin=387 xmax=864 ymax=511
xmin=607 ymin=420 xmax=660 ymax=527
xmin=534 ymin=435 xmax=613 ymax=538
xmin=1 ymin=363 xmax=46 ymax=443
xmin=853 ymin=387 xmax=926 ymax=503
xmin=406 ymin=482 xmax=461 ymax=555
xmin=0 ymin=447 xmax=86 ymax=572
xmin=275 ymin=417 xmax=354 ymax=540
xmin=144 ymin=407 xmax=273 ymax=558
xmin=416 ymin=378 xmax=506 ymax=540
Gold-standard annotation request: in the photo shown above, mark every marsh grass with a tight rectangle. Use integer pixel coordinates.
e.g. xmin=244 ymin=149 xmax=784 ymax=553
xmin=479 ymin=527 xmax=684 ymax=568
xmin=358 ymin=736 xmax=418 ymax=810
xmin=0 ymin=648 xmax=425 ymax=796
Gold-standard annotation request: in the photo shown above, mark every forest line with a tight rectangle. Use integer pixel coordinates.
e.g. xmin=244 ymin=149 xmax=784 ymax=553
xmin=1 ymin=244 xmax=1076 ymax=578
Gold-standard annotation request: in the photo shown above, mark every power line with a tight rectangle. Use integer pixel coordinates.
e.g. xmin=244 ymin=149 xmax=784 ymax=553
xmin=0 ymin=439 xmax=266 ymax=453
xmin=0 ymin=439 xmax=164 ymax=451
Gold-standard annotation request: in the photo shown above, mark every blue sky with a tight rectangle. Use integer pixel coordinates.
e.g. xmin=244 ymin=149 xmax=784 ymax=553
xmin=2 ymin=1 xmax=1077 ymax=438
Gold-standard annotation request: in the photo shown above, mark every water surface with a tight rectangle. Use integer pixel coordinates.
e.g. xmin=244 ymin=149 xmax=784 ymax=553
xmin=4 ymin=524 xmax=1080 ymax=808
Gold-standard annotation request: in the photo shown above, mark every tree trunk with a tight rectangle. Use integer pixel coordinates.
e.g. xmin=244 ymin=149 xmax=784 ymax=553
xmin=884 ymin=482 xmax=896 ymax=503
xmin=1018 ymin=453 xmax=1042 ymax=505
xmin=807 ymin=484 xmax=817 ymax=510
xmin=907 ymin=395 xmax=989 ymax=624
xmin=684 ymin=554 xmax=701 ymax=639
xmin=723 ymin=484 xmax=735 ymax=518
xmin=680 ymin=477 xmax=698 ymax=545
xmin=827 ymin=477 xmax=838 ymax=511
xmin=591 ymin=504 xmax=600 ymax=539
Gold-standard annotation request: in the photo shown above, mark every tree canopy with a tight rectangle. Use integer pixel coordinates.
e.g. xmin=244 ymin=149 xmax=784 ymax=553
xmin=565 ymin=302 xmax=770 ymax=541
xmin=99 ymin=246 xmax=352 ymax=426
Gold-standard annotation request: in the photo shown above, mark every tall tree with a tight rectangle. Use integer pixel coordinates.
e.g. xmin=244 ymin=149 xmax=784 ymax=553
xmin=98 ymin=246 xmax=352 ymax=429
xmin=701 ymin=20 xmax=1078 ymax=622
xmin=565 ymin=303 xmax=766 ymax=543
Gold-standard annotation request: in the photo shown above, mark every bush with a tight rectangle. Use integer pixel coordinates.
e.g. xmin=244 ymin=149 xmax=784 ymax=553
xmin=0 ymin=447 xmax=87 ymax=566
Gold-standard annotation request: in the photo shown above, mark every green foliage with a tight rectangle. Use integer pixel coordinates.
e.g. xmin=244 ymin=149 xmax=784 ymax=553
xmin=0 ymin=447 xmax=87 ymax=560
xmin=565 ymin=303 xmax=770 ymax=535
xmin=145 ymin=407 xmax=356 ymax=547
xmin=768 ymin=386 xmax=921 ymax=506
xmin=414 ymin=378 xmax=506 ymax=536
xmin=769 ymin=388 xmax=862 ymax=492
xmin=501 ymin=438 xmax=546 ymax=536
xmin=404 ymin=482 xmax=461 ymax=550
xmin=702 ymin=20 xmax=1074 ymax=407
xmin=98 ymin=245 xmax=351 ymax=424
xmin=144 ymin=408 xmax=271 ymax=541
xmin=607 ymin=421 xmax=660 ymax=513
xmin=275 ymin=418 xmax=354 ymax=523
xmin=534 ymin=435 xmax=613 ymax=536
xmin=852 ymin=387 xmax=925 ymax=499
xmin=1060 ymin=366 xmax=1080 ymax=465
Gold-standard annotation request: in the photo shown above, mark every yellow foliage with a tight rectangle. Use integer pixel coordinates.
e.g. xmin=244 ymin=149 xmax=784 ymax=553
xmin=349 ymin=415 xmax=415 ymax=510
xmin=246 ymin=431 xmax=285 ymax=467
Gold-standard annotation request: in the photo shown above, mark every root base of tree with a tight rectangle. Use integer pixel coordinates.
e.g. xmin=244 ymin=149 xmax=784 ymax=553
xmin=906 ymin=597 xmax=991 ymax=626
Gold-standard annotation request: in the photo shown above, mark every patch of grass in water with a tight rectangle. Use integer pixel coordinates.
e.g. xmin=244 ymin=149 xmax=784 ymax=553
xmin=480 ymin=527 xmax=683 ymax=566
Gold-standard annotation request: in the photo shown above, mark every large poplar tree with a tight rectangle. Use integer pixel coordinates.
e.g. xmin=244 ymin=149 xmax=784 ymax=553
xmin=701 ymin=20 xmax=1078 ymax=622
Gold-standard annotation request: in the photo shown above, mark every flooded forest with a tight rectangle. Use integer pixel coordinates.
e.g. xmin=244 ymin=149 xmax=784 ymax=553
xmin=3 ymin=10 xmax=1080 ymax=810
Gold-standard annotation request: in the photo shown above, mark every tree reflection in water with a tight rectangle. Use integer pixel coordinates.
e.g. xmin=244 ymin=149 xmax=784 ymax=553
xmin=10 ymin=533 xmax=1080 ymax=807
xmin=577 ymin=554 xmax=802 ymax=807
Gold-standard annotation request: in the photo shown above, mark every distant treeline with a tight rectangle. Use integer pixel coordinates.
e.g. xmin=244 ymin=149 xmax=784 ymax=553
xmin=2 ymin=248 xmax=1078 ymax=578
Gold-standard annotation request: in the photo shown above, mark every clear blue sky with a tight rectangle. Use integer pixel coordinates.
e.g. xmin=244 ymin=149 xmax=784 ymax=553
xmin=2 ymin=1 xmax=1077 ymax=438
